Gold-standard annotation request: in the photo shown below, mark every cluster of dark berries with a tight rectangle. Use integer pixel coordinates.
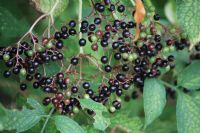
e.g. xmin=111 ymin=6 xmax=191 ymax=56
xmin=0 ymin=0 xmax=189 ymax=116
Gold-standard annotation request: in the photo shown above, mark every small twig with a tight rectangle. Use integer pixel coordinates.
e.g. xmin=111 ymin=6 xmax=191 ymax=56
xmin=160 ymin=80 xmax=177 ymax=91
xmin=86 ymin=56 xmax=104 ymax=72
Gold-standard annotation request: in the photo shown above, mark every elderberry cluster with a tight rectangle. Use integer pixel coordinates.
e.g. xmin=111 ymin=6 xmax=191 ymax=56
xmin=0 ymin=0 xmax=189 ymax=116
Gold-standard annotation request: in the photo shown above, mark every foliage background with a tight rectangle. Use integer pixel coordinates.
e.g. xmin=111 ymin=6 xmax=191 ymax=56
xmin=0 ymin=0 xmax=192 ymax=133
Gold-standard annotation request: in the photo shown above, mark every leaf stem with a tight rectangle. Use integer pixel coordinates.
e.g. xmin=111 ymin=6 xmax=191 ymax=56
xmin=40 ymin=108 xmax=55 ymax=133
xmin=160 ymin=80 xmax=177 ymax=91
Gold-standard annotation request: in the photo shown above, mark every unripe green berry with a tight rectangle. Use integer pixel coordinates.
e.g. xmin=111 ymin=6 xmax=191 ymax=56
xmin=27 ymin=50 xmax=33 ymax=56
xmin=163 ymin=47 xmax=170 ymax=54
xmin=165 ymin=65 xmax=170 ymax=71
xmin=84 ymin=94 xmax=90 ymax=99
xmin=150 ymin=57 xmax=156 ymax=63
xmin=3 ymin=54 xmax=10 ymax=61
xmin=122 ymin=53 xmax=129 ymax=59
xmin=36 ymin=45 xmax=44 ymax=52
xmin=91 ymin=35 xmax=97 ymax=42
xmin=140 ymin=32 xmax=147 ymax=38
xmin=20 ymin=68 xmax=26 ymax=76
xmin=128 ymin=53 xmax=137 ymax=62
xmin=169 ymin=46 xmax=175 ymax=52
xmin=109 ymin=106 xmax=116 ymax=113
xmin=137 ymin=41 xmax=143 ymax=47
xmin=73 ymin=107 xmax=79 ymax=113
xmin=66 ymin=91 xmax=71 ymax=97
xmin=132 ymin=53 xmax=138 ymax=59
xmin=45 ymin=42 xmax=53 ymax=49
xmin=128 ymin=55 xmax=134 ymax=62
xmin=116 ymin=98 xmax=121 ymax=102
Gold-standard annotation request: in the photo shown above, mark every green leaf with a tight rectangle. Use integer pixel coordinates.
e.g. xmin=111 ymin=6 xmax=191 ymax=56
xmin=27 ymin=98 xmax=44 ymax=114
xmin=54 ymin=115 xmax=85 ymax=133
xmin=175 ymin=49 xmax=190 ymax=74
xmin=143 ymin=78 xmax=166 ymax=128
xmin=164 ymin=0 xmax=177 ymax=24
xmin=110 ymin=115 xmax=143 ymax=132
xmin=0 ymin=98 xmax=44 ymax=133
xmin=83 ymin=126 xmax=101 ymax=133
xmin=80 ymin=99 xmax=110 ymax=131
xmin=177 ymin=61 xmax=200 ymax=90
xmin=38 ymin=61 xmax=61 ymax=77
xmin=176 ymin=0 xmax=200 ymax=47
xmin=0 ymin=7 xmax=28 ymax=45
xmin=32 ymin=0 xmax=69 ymax=16
xmin=176 ymin=91 xmax=200 ymax=133
xmin=146 ymin=119 xmax=177 ymax=133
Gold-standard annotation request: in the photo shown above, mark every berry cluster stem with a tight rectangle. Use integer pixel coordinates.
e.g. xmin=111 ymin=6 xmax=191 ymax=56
xmin=16 ymin=0 xmax=59 ymax=45
xmin=79 ymin=0 xmax=83 ymax=54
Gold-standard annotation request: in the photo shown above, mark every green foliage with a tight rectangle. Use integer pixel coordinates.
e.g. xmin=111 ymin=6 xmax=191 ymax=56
xmin=83 ymin=126 xmax=101 ymax=133
xmin=164 ymin=0 xmax=177 ymax=24
xmin=178 ymin=61 xmax=200 ymax=90
xmin=54 ymin=115 xmax=85 ymax=133
xmin=143 ymin=78 xmax=166 ymax=128
xmin=1 ymin=0 xmax=200 ymax=133
xmin=176 ymin=0 xmax=200 ymax=47
xmin=0 ymin=98 xmax=44 ymax=133
xmin=174 ymin=49 xmax=190 ymax=74
xmin=110 ymin=115 xmax=143 ymax=132
xmin=193 ymin=92 xmax=200 ymax=108
xmin=32 ymin=0 xmax=69 ymax=16
xmin=176 ymin=91 xmax=200 ymax=133
xmin=80 ymin=99 xmax=110 ymax=131
xmin=0 ymin=7 xmax=28 ymax=45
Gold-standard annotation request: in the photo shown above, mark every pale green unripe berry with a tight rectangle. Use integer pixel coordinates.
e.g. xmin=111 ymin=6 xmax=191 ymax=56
xmin=20 ymin=68 xmax=26 ymax=76
xmin=91 ymin=35 xmax=97 ymax=42
xmin=122 ymin=53 xmax=129 ymax=59
xmin=84 ymin=94 xmax=90 ymax=99
xmin=109 ymin=106 xmax=116 ymax=113
xmin=3 ymin=54 xmax=10 ymax=61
